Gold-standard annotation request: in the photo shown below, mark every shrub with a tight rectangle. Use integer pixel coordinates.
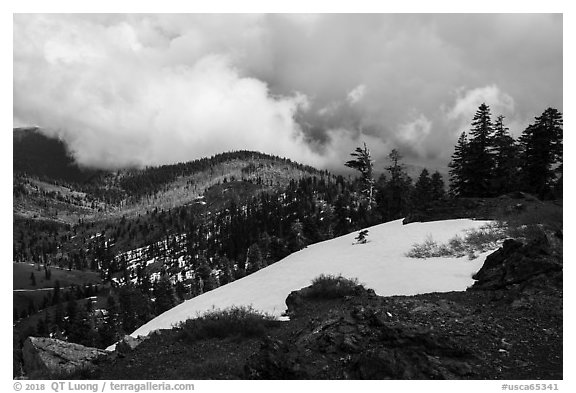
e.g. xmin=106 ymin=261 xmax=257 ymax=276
xmin=406 ymin=235 xmax=441 ymax=258
xmin=406 ymin=224 xmax=508 ymax=259
xmin=178 ymin=306 xmax=277 ymax=343
xmin=448 ymin=235 xmax=467 ymax=255
xmin=305 ymin=274 xmax=364 ymax=299
xmin=463 ymin=224 xmax=505 ymax=252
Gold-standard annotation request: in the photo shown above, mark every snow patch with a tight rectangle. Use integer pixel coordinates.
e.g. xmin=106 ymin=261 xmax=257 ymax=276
xmin=109 ymin=218 xmax=494 ymax=350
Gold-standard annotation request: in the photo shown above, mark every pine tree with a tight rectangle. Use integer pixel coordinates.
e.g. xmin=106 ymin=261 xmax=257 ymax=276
xmin=384 ymin=149 xmax=412 ymax=219
xmin=153 ymin=274 xmax=177 ymax=314
xmin=430 ymin=171 xmax=446 ymax=201
xmin=345 ymin=143 xmax=376 ymax=210
xmin=288 ymin=219 xmax=307 ymax=252
xmin=413 ymin=169 xmax=433 ymax=209
xmin=466 ymin=103 xmax=495 ymax=197
xmin=334 ymin=192 xmax=352 ymax=236
xmin=118 ymin=286 xmax=152 ymax=333
xmin=449 ymin=132 xmax=470 ymax=197
xmin=218 ymin=256 xmax=234 ymax=285
xmin=519 ymin=108 xmax=563 ymax=198
xmin=246 ymin=243 xmax=263 ymax=274
xmin=492 ymin=115 xmax=519 ymax=195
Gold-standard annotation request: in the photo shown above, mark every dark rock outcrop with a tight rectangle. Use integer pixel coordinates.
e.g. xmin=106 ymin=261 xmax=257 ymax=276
xmin=22 ymin=337 xmax=108 ymax=378
xmin=246 ymin=300 xmax=473 ymax=379
xmin=470 ymin=236 xmax=562 ymax=291
xmin=285 ymin=284 xmax=373 ymax=315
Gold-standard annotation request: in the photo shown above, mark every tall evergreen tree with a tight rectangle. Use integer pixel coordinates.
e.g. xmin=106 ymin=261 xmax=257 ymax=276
xmin=246 ymin=243 xmax=263 ymax=274
xmin=492 ymin=115 xmax=519 ymax=194
xmin=519 ymin=108 xmax=563 ymax=198
xmin=345 ymin=143 xmax=375 ymax=210
xmin=466 ymin=103 xmax=495 ymax=197
xmin=430 ymin=171 xmax=446 ymax=201
xmin=118 ymin=286 xmax=152 ymax=333
xmin=153 ymin=274 xmax=177 ymax=314
xmin=288 ymin=219 xmax=307 ymax=252
xmin=449 ymin=132 xmax=469 ymax=197
xmin=412 ymin=169 xmax=433 ymax=209
xmin=384 ymin=149 xmax=412 ymax=219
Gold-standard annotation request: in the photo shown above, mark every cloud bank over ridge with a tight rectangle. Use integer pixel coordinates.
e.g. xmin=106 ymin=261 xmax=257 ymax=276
xmin=14 ymin=14 xmax=562 ymax=171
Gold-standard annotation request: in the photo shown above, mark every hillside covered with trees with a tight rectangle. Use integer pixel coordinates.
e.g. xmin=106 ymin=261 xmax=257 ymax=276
xmin=13 ymin=103 xmax=562 ymax=369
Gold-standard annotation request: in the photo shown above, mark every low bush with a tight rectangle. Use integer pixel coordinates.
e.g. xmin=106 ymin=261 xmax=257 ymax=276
xmin=305 ymin=274 xmax=364 ymax=299
xmin=407 ymin=223 xmax=508 ymax=259
xmin=178 ymin=306 xmax=277 ymax=343
xmin=464 ymin=223 xmax=506 ymax=252
xmin=406 ymin=236 xmax=439 ymax=258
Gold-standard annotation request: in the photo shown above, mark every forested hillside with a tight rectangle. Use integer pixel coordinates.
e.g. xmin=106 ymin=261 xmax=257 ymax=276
xmin=13 ymin=103 xmax=562 ymax=361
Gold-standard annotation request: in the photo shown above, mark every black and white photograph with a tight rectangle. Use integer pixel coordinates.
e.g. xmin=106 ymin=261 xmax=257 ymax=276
xmin=11 ymin=7 xmax=565 ymax=387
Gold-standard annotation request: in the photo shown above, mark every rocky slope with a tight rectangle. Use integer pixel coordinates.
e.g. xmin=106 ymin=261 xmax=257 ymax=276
xmin=86 ymin=233 xmax=562 ymax=380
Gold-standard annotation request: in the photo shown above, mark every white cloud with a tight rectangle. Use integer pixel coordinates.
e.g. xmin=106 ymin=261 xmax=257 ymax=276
xmin=13 ymin=14 xmax=562 ymax=171
xmin=397 ymin=114 xmax=432 ymax=155
xmin=447 ymin=84 xmax=515 ymax=122
xmin=347 ymin=84 xmax=366 ymax=105
xmin=13 ymin=15 xmax=322 ymax=169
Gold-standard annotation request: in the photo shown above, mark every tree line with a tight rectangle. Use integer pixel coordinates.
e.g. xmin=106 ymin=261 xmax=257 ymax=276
xmin=448 ymin=104 xmax=562 ymax=199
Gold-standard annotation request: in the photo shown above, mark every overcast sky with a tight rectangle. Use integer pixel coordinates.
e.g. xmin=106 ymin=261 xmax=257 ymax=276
xmin=13 ymin=14 xmax=563 ymax=172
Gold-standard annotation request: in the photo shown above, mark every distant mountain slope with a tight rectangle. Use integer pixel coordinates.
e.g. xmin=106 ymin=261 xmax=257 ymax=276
xmin=120 ymin=218 xmax=493 ymax=346
xmin=13 ymin=128 xmax=100 ymax=183
xmin=13 ymin=128 xmax=329 ymax=218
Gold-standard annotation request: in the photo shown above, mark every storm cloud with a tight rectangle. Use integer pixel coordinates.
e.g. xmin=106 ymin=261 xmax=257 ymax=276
xmin=13 ymin=14 xmax=562 ymax=171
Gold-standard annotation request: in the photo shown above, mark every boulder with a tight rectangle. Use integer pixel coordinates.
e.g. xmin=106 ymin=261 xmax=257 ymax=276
xmin=470 ymin=236 xmax=562 ymax=291
xmin=22 ymin=337 xmax=108 ymax=378
xmin=245 ymin=302 xmax=472 ymax=379
xmin=116 ymin=335 xmax=149 ymax=354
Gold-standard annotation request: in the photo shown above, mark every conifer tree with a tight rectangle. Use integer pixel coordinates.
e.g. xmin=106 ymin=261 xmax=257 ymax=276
xmin=449 ymin=132 xmax=470 ymax=196
xmin=246 ymin=243 xmax=263 ymax=274
xmin=384 ymin=149 xmax=412 ymax=219
xmin=217 ymin=256 xmax=234 ymax=285
xmin=430 ymin=171 xmax=446 ymax=201
xmin=466 ymin=103 xmax=495 ymax=197
xmin=519 ymin=108 xmax=563 ymax=198
xmin=492 ymin=115 xmax=519 ymax=194
xmin=288 ymin=219 xmax=307 ymax=252
xmin=413 ymin=169 xmax=433 ymax=209
xmin=153 ymin=274 xmax=177 ymax=314
xmin=118 ymin=286 xmax=152 ymax=333
xmin=345 ymin=143 xmax=375 ymax=210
